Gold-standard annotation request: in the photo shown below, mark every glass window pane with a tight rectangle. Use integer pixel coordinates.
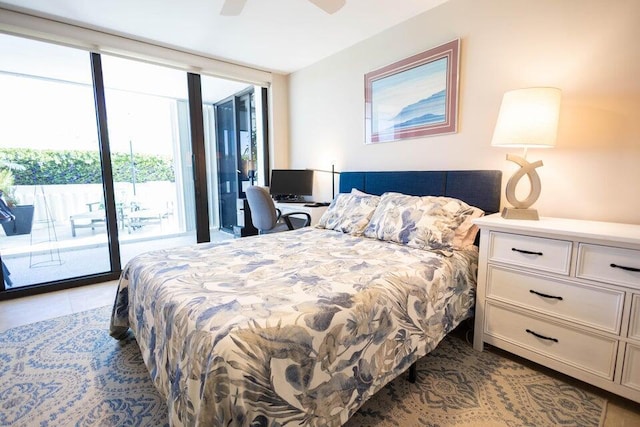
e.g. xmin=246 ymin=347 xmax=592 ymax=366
xmin=100 ymin=55 xmax=198 ymax=265
xmin=202 ymin=76 xmax=252 ymax=232
xmin=0 ymin=34 xmax=111 ymax=289
xmin=201 ymin=76 xmax=267 ymax=237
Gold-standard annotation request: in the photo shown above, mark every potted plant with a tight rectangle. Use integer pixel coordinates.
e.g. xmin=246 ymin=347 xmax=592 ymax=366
xmin=0 ymin=159 xmax=34 ymax=236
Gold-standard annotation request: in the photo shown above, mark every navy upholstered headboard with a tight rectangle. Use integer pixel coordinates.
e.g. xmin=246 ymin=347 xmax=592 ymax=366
xmin=339 ymin=170 xmax=502 ymax=214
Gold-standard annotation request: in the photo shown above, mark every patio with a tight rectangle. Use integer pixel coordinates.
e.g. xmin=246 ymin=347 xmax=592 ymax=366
xmin=1 ymin=215 xmax=232 ymax=289
xmin=1 ymin=177 xmax=241 ymax=289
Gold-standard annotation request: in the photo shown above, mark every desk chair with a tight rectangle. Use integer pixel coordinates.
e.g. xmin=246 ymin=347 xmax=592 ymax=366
xmin=245 ymin=186 xmax=311 ymax=234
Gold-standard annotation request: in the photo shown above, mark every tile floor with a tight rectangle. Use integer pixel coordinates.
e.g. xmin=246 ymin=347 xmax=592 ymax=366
xmin=0 ymin=281 xmax=639 ymax=425
xmin=0 ymin=280 xmax=117 ymax=332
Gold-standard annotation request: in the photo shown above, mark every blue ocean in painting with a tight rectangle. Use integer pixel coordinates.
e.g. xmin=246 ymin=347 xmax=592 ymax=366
xmin=388 ymin=89 xmax=446 ymax=130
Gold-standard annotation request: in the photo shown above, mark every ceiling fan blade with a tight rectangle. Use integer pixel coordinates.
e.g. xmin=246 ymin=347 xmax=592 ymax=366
xmin=308 ymin=0 xmax=346 ymax=14
xmin=220 ymin=0 xmax=247 ymax=16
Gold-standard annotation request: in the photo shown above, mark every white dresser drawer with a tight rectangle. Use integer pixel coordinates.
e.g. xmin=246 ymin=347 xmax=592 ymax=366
xmin=489 ymin=232 xmax=572 ymax=275
xmin=630 ymin=294 xmax=640 ymax=341
xmin=484 ymin=303 xmax=617 ymax=379
xmin=622 ymin=343 xmax=640 ymax=393
xmin=486 ymin=266 xmax=624 ymax=334
xmin=577 ymin=244 xmax=640 ymax=289
xmin=474 ymin=215 xmax=640 ymax=403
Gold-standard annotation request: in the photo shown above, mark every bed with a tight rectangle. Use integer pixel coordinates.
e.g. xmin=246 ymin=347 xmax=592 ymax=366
xmin=110 ymin=170 xmax=502 ymax=426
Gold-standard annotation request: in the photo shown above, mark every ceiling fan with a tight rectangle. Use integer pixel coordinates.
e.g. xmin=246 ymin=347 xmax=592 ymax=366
xmin=220 ymin=0 xmax=346 ymax=16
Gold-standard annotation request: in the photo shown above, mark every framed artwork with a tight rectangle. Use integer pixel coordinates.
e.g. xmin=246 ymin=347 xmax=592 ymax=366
xmin=364 ymin=39 xmax=460 ymax=144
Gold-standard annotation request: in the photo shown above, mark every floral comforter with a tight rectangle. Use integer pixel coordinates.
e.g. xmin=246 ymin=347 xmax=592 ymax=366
xmin=110 ymin=227 xmax=478 ymax=426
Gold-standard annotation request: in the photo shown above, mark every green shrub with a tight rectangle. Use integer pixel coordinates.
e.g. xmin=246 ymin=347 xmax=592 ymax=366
xmin=0 ymin=148 xmax=174 ymax=185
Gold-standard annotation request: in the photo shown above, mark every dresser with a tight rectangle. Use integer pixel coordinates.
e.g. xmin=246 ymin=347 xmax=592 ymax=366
xmin=473 ymin=214 xmax=640 ymax=403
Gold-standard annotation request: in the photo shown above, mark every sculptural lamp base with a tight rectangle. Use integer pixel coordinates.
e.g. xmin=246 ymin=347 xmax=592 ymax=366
xmin=501 ymin=153 xmax=544 ymax=221
xmin=501 ymin=207 xmax=539 ymax=220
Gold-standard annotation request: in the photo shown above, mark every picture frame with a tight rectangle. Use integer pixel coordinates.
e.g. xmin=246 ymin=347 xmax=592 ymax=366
xmin=364 ymin=39 xmax=460 ymax=144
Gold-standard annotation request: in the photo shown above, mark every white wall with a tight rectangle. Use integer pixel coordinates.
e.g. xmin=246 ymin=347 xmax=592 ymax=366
xmin=287 ymin=0 xmax=640 ymax=224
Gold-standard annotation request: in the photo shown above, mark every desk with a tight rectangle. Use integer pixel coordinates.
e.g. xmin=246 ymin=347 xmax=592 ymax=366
xmin=274 ymin=202 xmax=328 ymax=227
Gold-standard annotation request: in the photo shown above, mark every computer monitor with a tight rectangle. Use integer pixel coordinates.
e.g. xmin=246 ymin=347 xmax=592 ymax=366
xmin=269 ymin=169 xmax=314 ymax=201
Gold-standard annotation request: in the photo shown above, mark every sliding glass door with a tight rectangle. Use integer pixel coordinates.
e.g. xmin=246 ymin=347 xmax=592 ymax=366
xmin=100 ymin=55 xmax=197 ymax=265
xmin=202 ymin=82 xmax=267 ymax=237
xmin=201 ymin=77 xmax=266 ymax=237
xmin=0 ymin=34 xmax=271 ymax=297
xmin=0 ymin=34 xmax=112 ymax=289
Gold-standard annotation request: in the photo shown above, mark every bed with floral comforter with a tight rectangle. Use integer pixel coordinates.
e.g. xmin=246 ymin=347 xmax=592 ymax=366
xmin=110 ymin=224 xmax=478 ymax=426
xmin=111 ymin=181 xmax=499 ymax=426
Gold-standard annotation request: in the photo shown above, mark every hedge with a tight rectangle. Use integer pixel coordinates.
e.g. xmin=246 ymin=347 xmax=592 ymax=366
xmin=0 ymin=148 xmax=174 ymax=185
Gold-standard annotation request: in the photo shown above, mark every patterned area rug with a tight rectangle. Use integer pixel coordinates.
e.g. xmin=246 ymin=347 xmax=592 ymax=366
xmin=0 ymin=306 xmax=606 ymax=426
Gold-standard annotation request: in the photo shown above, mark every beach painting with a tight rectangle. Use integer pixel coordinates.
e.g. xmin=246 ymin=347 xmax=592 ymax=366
xmin=365 ymin=39 xmax=459 ymax=143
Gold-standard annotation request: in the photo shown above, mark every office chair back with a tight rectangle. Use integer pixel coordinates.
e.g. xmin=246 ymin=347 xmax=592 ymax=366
xmin=245 ymin=186 xmax=279 ymax=232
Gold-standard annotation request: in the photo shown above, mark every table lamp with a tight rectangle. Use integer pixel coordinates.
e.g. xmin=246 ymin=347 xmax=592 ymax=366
xmin=491 ymin=87 xmax=561 ymax=220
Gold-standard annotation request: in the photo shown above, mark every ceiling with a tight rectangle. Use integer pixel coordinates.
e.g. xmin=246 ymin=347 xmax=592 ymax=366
xmin=0 ymin=0 xmax=449 ymax=74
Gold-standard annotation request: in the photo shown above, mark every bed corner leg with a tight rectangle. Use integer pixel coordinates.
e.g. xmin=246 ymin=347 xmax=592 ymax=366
xmin=408 ymin=362 xmax=417 ymax=383
xmin=109 ymin=326 xmax=130 ymax=340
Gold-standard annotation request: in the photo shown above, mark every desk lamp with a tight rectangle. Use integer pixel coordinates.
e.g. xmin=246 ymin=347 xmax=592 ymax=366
xmin=491 ymin=87 xmax=561 ymax=220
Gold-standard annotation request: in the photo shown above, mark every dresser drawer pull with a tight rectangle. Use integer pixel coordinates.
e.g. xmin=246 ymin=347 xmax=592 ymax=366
xmin=526 ymin=329 xmax=559 ymax=343
xmin=512 ymin=248 xmax=543 ymax=256
xmin=529 ymin=289 xmax=563 ymax=300
xmin=610 ymin=263 xmax=640 ymax=273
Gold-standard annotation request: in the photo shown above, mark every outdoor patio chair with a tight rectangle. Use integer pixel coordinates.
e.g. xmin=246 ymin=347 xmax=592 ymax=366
xmin=69 ymin=201 xmax=126 ymax=237
xmin=125 ymin=201 xmax=173 ymax=234
xmin=126 ymin=208 xmax=163 ymax=233
xmin=69 ymin=201 xmax=106 ymax=237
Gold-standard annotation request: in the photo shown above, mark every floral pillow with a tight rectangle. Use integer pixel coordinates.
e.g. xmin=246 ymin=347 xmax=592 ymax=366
xmin=316 ymin=193 xmax=380 ymax=235
xmin=362 ymin=192 xmax=484 ymax=255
